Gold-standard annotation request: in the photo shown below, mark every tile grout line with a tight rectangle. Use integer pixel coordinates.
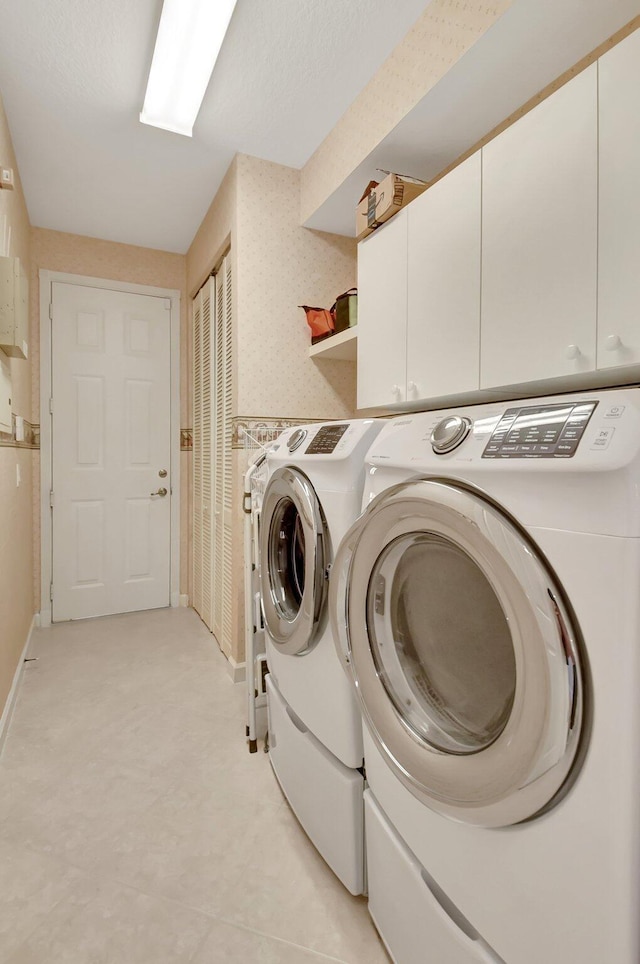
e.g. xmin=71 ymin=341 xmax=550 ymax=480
xmin=204 ymin=916 xmax=354 ymax=963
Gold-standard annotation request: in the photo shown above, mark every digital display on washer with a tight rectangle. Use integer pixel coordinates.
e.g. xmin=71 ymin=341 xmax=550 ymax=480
xmin=482 ymin=401 xmax=597 ymax=458
xmin=306 ymin=423 xmax=349 ymax=455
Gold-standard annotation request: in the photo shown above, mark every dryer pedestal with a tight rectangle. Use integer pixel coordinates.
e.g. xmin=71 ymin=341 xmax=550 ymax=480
xmin=365 ymin=791 xmax=503 ymax=964
xmin=267 ymin=675 xmax=365 ymax=895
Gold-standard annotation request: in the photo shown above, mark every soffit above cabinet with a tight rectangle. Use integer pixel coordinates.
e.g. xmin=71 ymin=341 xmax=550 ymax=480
xmin=304 ymin=0 xmax=640 ymax=237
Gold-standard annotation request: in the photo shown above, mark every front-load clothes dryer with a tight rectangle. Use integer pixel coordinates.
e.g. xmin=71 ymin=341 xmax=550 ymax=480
xmin=330 ymin=388 xmax=640 ymax=963
xmin=259 ymin=418 xmax=384 ymax=895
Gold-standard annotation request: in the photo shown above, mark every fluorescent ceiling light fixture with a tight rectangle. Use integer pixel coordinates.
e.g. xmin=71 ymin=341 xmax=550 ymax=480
xmin=140 ymin=0 xmax=238 ymax=137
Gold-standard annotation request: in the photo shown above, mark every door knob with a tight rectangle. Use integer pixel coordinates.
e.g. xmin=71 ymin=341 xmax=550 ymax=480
xmin=605 ymin=334 xmax=622 ymax=351
xmin=151 ymin=487 xmax=168 ymax=497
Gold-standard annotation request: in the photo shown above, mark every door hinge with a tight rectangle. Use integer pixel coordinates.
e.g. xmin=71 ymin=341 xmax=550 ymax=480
xmin=49 ymin=490 xmax=54 ymax=507
xmin=49 ymin=582 xmax=54 ymax=602
xmin=49 ymin=397 xmax=54 ymax=414
xmin=48 ymin=303 xmax=53 ymax=321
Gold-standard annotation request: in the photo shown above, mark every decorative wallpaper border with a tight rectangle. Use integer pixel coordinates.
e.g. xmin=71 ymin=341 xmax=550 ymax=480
xmin=184 ymin=418 xmax=337 ymax=451
xmin=232 ymin=416 xmax=326 ymax=450
xmin=0 ymin=417 xmax=39 ymax=449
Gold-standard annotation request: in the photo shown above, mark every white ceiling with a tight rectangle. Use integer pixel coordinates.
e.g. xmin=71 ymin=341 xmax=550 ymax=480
xmin=0 ymin=0 xmax=432 ymax=253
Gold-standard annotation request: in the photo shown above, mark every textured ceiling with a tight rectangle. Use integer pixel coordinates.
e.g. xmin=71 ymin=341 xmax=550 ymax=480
xmin=0 ymin=0 xmax=431 ymax=252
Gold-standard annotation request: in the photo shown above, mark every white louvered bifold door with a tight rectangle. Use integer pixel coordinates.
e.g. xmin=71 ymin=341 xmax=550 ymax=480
xmin=213 ymin=254 xmax=234 ymax=655
xmin=192 ymin=278 xmax=215 ymax=630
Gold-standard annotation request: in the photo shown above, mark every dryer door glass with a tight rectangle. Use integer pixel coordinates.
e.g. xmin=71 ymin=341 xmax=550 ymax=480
xmin=260 ymin=467 xmax=328 ymax=656
xmin=368 ymin=532 xmax=516 ymax=754
xmin=269 ymin=497 xmax=307 ymax=620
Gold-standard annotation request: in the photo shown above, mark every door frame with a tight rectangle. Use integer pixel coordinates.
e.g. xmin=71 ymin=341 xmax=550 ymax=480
xmin=39 ymin=270 xmax=181 ymax=627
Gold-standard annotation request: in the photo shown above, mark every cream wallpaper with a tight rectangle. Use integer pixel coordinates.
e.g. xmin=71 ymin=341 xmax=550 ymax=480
xmin=0 ymin=92 xmax=34 ymax=717
xmin=186 ymin=153 xmax=360 ymax=663
xmin=300 ymin=0 xmax=513 ymax=225
xmin=235 ymin=154 xmax=357 ymax=420
xmin=187 ymin=154 xmax=358 ymax=423
xmin=186 ymin=159 xmax=238 ymax=298
xmin=30 ymin=228 xmax=189 ymax=606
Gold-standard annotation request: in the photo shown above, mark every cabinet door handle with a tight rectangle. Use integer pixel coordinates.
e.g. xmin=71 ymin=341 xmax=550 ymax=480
xmin=565 ymin=344 xmax=581 ymax=360
xmin=391 ymin=384 xmax=401 ymax=398
xmin=407 ymin=380 xmax=417 ymax=396
xmin=605 ymin=334 xmax=622 ymax=352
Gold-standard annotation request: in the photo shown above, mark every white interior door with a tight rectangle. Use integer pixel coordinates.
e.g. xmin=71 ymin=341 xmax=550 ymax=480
xmin=51 ymin=282 xmax=172 ymax=621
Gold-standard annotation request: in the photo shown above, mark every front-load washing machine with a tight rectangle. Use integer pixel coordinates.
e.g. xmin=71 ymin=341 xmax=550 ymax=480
xmin=259 ymin=418 xmax=384 ymax=895
xmin=330 ymin=388 xmax=640 ymax=963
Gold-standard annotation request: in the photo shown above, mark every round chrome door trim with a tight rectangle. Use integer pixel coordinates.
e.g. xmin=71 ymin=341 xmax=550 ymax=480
xmin=260 ymin=466 xmax=328 ymax=656
xmin=329 ymin=477 xmax=587 ymax=828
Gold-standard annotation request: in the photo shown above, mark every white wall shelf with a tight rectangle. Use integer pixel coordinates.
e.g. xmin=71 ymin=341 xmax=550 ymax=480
xmin=309 ymin=326 xmax=357 ymax=361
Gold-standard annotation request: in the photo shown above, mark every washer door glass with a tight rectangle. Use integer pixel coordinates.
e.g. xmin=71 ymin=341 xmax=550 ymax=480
xmin=268 ymin=497 xmax=307 ymax=621
xmin=260 ymin=467 xmax=328 ymax=656
xmin=368 ymin=533 xmax=516 ymax=755
xmin=330 ymin=478 xmax=586 ymax=828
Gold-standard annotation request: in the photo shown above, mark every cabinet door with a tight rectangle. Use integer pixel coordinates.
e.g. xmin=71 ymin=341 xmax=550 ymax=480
xmin=481 ymin=65 xmax=597 ymax=389
xmin=598 ymin=29 xmax=640 ymax=370
xmin=357 ymin=211 xmax=408 ymax=409
xmin=407 ymin=153 xmax=481 ymax=402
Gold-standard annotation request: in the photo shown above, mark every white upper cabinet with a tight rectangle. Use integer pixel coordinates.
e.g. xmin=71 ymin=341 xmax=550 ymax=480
xmin=357 ymin=210 xmax=408 ymax=410
xmin=406 ymin=152 xmax=481 ymax=402
xmin=598 ymin=29 xmax=640 ymax=370
xmin=356 ymin=33 xmax=640 ymax=410
xmin=480 ymin=65 xmax=598 ymax=389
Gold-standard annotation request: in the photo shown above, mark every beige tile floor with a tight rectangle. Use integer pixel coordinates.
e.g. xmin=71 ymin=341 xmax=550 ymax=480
xmin=0 ymin=607 xmax=390 ymax=964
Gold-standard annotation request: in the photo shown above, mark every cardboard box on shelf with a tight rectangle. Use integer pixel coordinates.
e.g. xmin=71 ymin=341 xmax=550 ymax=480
xmin=356 ymin=173 xmax=426 ymax=242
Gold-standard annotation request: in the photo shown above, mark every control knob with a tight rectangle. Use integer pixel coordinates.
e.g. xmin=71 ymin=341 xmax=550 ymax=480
xmin=431 ymin=416 xmax=472 ymax=454
xmin=288 ymin=428 xmax=307 ymax=453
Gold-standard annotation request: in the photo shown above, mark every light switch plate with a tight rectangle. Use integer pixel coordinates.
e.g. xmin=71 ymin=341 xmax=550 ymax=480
xmin=0 ymin=168 xmax=15 ymax=190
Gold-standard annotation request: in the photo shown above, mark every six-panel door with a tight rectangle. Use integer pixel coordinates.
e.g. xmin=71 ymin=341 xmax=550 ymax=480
xmin=51 ymin=282 xmax=172 ymax=621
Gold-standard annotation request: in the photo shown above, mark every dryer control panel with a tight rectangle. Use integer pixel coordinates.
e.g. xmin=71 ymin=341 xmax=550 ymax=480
xmin=305 ymin=423 xmax=350 ymax=454
xmin=482 ymin=401 xmax=597 ymax=459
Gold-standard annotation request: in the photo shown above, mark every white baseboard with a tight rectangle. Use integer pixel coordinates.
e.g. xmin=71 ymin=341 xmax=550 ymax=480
xmin=179 ymin=594 xmax=189 ymax=607
xmin=226 ymin=656 xmax=246 ymax=684
xmin=0 ymin=615 xmax=37 ymax=753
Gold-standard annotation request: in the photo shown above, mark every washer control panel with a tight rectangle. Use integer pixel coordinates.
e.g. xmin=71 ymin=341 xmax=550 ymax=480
xmin=482 ymin=400 xmax=597 ymax=459
xmin=305 ymin=423 xmax=350 ymax=454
